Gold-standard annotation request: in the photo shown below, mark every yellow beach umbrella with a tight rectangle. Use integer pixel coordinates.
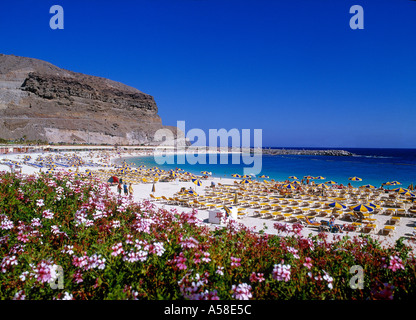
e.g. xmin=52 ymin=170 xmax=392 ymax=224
xmin=366 ymin=202 xmax=380 ymax=209
xmin=399 ymin=190 xmax=415 ymax=197
xmin=283 ymin=184 xmax=296 ymax=190
xmin=192 ymin=178 xmax=202 ymax=186
xmin=349 ymin=177 xmax=362 ymax=181
xmin=329 ymin=202 xmax=347 ymax=209
xmin=240 ymin=179 xmax=251 ymax=184
xmin=352 ymin=204 xmax=374 ymax=213
xmin=317 ymin=183 xmax=330 ymax=189
xmin=325 ymin=181 xmax=338 ymax=185
xmin=362 ymin=184 xmax=375 ymax=189
xmin=188 ymin=189 xmax=198 ymax=196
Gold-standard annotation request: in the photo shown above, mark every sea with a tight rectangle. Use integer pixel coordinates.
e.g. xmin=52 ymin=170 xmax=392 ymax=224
xmin=123 ymin=148 xmax=416 ymax=189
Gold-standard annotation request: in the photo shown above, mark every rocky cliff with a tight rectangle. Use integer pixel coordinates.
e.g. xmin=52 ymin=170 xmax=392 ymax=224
xmin=0 ymin=53 xmax=179 ymax=145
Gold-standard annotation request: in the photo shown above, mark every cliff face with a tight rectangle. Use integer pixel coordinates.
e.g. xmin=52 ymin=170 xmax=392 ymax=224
xmin=0 ymin=53 xmax=178 ymax=145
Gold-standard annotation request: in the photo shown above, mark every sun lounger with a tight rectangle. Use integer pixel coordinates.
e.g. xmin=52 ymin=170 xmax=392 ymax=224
xmin=362 ymin=224 xmax=377 ymax=234
xmin=271 ymin=211 xmax=283 ymax=220
xmin=383 ymin=225 xmax=395 ymax=237
xmin=388 ymin=216 xmax=401 ymax=225
xmin=150 ymin=194 xmax=162 ymax=201
xmin=259 ymin=210 xmax=271 ymax=219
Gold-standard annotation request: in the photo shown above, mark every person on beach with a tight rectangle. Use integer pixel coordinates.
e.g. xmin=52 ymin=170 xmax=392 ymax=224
xmin=328 ymin=216 xmax=343 ymax=233
xmin=128 ymin=183 xmax=133 ymax=195
xmin=123 ymin=182 xmax=128 ymax=196
xmin=117 ymin=182 xmax=122 ymax=196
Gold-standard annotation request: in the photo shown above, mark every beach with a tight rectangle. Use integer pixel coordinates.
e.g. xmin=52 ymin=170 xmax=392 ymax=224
xmin=1 ymin=147 xmax=415 ymax=250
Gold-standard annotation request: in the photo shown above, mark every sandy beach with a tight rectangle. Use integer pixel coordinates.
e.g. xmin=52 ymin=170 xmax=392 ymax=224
xmin=1 ymin=148 xmax=415 ymax=250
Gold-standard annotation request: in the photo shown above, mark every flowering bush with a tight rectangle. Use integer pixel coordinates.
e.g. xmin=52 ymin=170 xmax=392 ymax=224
xmin=1 ymin=171 xmax=416 ymax=300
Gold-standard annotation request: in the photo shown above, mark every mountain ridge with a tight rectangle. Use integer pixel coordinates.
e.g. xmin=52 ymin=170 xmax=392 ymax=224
xmin=0 ymin=53 xmax=179 ymax=145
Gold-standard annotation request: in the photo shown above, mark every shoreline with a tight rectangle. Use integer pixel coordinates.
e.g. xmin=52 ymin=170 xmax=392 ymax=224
xmin=1 ymin=148 xmax=415 ymax=250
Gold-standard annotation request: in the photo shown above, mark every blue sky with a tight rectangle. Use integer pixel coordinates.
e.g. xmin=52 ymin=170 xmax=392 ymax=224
xmin=1 ymin=0 xmax=415 ymax=148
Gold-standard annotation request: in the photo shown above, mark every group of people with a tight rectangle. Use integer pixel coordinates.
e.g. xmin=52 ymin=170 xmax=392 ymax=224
xmin=306 ymin=216 xmax=344 ymax=233
xmin=117 ymin=178 xmax=133 ymax=196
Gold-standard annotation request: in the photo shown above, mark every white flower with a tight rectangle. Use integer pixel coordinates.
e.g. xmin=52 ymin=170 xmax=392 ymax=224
xmin=61 ymin=292 xmax=73 ymax=300
xmin=36 ymin=199 xmax=44 ymax=207
xmin=231 ymin=283 xmax=252 ymax=300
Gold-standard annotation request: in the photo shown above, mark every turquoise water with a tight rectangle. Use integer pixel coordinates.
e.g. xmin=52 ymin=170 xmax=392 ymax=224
xmin=123 ymin=148 xmax=416 ymax=189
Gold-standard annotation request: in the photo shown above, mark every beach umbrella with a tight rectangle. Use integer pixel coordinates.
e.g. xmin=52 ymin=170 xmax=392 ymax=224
xmin=363 ymin=184 xmax=375 ymax=189
xmin=288 ymin=176 xmax=298 ymax=180
xmin=349 ymin=177 xmax=362 ymax=181
xmin=317 ymin=183 xmax=330 ymax=189
xmin=292 ymin=180 xmax=302 ymax=185
xmin=231 ymin=174 xmax=242 ymax=178
xmin=392 ymin=187 xmax=408 ymax=193
xmin=201 ymin=171 xmax=211 ymax=175
xmin=304 ymin=176 xmax=314 ymax=179
xmin=325 ymin=181 xmax=338 ymax=185
xmin=241 ymin=175 xmax=251 ymax=179
xmin=192 ymin=178 xmax=202 ymax=187
xmin=240 ymin=179 xmax=251 ymax=184
xmin=329 ymin=202 xmax=347 ymax=209
xmin=258 ymin=175 xmax=269 ymax=179
xmin=366 ymin=202 xmax=381 ymax=209
xmin=283 ymin=183 xmax=296 ymax=190
xmin=399 ymin=190 xmax=416 ymax=197
xmin=352 ymin=204 xmax=374 ymax=213
xmin=107 ymin=176 xmax=119 ymax=183
xmin=314 ymin=176 xmax=325 ymax=180
xmin=391 ymin=181 xmax=401 ymax=185
xmin=188 ymin=189 xmax=198 ymax=196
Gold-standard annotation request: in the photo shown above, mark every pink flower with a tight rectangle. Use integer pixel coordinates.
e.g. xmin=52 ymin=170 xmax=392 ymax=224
xmin=17 ymin=232 xmax=29 ymax=243
xmin=388 ymin=255 xmax=405 ymax=272
xmin=170 ymin=252 xmax=187 ymax=270
xmin=1 ymin=255 xmax=18 ymax=273
xmin=303 ymin=257 xmax=313 ymax=269
xmin=0 ymin=215 xmax=14 ymax=230
xmin=33 ymin=260 xmax=58 ymax=283
xmin=249 ymin=272 xmax=265 ymax=283
xmin=231 ymin=283 xmax=252 ymax=300
xmin=272 ymin=263 xmax=291 ymax=282
xmin=231 ymin=256 xmax=241 ymax=268
xmin=13 ymin=290 xmax=26 ymax=300
xmin=36 ymin=199 xmax=44 ymax=207
xmin=111 ymin=242 xmax=124 ymax=257
xmin=42 ymin=209 xmax=54 ymax=219
xmin=216 ymin=266 xmax=224 ymax=276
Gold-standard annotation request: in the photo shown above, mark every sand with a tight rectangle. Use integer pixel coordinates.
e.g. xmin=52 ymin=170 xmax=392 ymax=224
xmin=1 ymin=149 xmax=415 ymax=250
